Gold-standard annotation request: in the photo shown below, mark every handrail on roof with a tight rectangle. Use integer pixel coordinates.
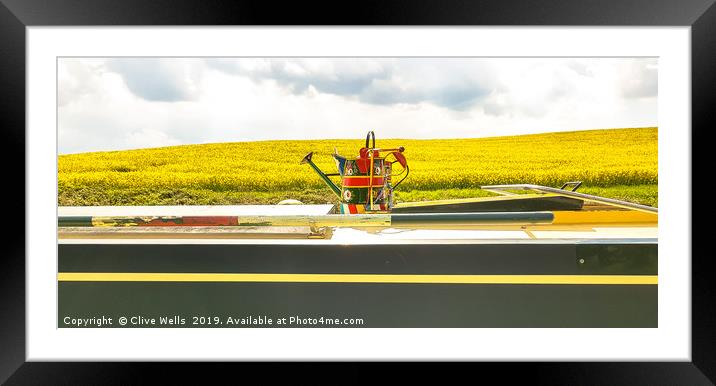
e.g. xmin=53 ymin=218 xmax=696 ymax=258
xmin=480 ymin=184 xmax=658 ymax=214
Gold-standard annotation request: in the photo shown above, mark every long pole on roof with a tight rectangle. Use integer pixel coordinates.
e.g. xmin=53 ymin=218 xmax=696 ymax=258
xmin=481 ymin=184 xmax=658 ymax=214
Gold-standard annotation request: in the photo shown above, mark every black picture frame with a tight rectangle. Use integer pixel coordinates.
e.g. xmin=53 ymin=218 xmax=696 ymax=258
xmin=2 ymin=0 xmax=714 ymax=383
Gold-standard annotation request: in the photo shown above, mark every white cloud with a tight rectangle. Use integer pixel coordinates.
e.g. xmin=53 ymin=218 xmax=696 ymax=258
xmin=107 ymin=58 xmax=203 ymax=102
xmin=57 ymin=58 xmax=106 ymax=107
xmin=126 ymin=128 xmax=181 ymax=149
xmin=618 ymin=58 xmax=658 ymax=99
xmin=58 ymin=57 xmax=658 ymax=154
xmin=208 ymin=58 xmax=495 ymax=110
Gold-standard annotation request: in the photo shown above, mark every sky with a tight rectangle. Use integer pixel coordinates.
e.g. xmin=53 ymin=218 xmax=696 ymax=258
xmin=58 ymin=57 xmax=657 ymax=154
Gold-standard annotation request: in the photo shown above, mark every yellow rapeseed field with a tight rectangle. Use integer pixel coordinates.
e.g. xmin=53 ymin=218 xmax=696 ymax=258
xmin=58 ymin=127 xmax=658 ymax=206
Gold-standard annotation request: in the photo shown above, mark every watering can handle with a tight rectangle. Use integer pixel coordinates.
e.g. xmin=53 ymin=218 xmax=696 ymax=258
xmin=365 ymin=131 xmax=375 ymax=149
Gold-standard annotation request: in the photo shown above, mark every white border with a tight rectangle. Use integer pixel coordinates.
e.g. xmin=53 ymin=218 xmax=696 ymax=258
xmin=27 ymin=27 xmax=690 ymax=360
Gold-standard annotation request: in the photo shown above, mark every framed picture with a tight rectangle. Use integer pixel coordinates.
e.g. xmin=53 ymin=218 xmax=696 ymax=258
xmin=4 ymin=0 xmax=714 ymax=382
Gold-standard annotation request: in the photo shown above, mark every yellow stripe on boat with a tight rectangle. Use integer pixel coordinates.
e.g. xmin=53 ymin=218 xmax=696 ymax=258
xmin=552 ymin=210 xmax=657 ymax=225
xmin=57 ymin=272 xmax=657 ymax=285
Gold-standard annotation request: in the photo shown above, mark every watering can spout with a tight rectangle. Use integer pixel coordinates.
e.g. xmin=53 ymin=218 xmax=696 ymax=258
xmin=300 ymin=151 xmax=314 ymax=165
xmin=300 ymin=152 xmax=342 ymax=198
